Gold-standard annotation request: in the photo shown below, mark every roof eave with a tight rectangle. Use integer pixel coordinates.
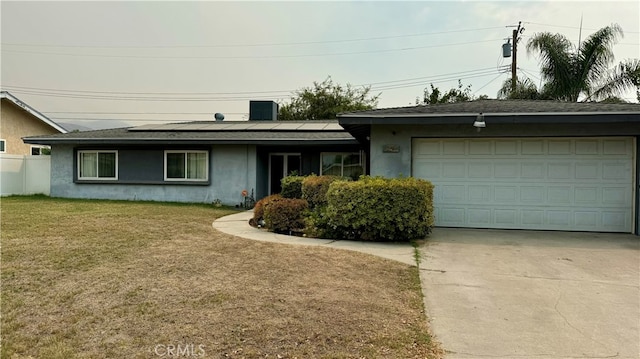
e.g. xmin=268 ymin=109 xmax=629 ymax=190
xmin=23 ymin=137 xmax=360 ymax=146
xmin=339 ymin=112 xmax=640 ymax=125
xmin=1 ymin=91 xmax=68 ymax=133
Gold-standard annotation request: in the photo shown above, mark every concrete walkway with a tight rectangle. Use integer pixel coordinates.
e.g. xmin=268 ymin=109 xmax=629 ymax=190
xmin=212 ymin=210 xmax=417 ymax=266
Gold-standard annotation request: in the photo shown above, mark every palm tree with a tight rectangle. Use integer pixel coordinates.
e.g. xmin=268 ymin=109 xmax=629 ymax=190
xmin=524 ymin=24 xmax=639 ymax=102
xmin=497 ymin=77 xmax=542 ymax=100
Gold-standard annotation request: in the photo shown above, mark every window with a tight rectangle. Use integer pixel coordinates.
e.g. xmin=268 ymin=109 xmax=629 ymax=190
xmin=164 ymin=150 xmax=208 ymax=181
xmin=0 ymin=139 xmax=5 ymax=153
xmin=78 ymin=151 xmax=118 ymax=180
xmin=31 ymin=145 xmax=51 ymax=155
xmin=321 ymin=152 xmax=365 ymax=179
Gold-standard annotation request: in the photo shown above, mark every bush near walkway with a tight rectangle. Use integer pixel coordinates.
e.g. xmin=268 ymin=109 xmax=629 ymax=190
xmin=251 ymin=194 xmax=283 ymax=226
xmin=280 ymin=175 xmax=305 ymax=199
xmin=301 ymin=175 xmax=345 ymax=208
xmin=264 ymin=198 xmax=309 ymax=233
xmin=325 ymin=176 xmax=434 ymax=241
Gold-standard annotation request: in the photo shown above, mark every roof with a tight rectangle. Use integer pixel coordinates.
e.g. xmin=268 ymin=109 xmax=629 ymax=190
xmin=22 ymin=120 xmax=358 ymax=146
xmin=338 ymin=99 xmax=640 ymax=143
xmin=1 ymin=91 xmax=68 ymax=133
xmin=339 ymin=99 xmax=640 ymax=118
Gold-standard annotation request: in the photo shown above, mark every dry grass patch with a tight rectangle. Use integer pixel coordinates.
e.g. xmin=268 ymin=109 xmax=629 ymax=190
xmin=1 ymin=196 xmax=441 ymax=358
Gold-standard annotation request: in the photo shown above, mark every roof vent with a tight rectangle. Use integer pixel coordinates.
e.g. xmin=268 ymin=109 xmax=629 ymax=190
xmin=249 ymin=100 xmax=278 ymax=121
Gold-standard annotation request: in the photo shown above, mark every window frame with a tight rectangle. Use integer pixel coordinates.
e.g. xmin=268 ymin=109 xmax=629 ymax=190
xmin=30 ymin=145 xmax=50 ymax=156
xmin=163 ymin=150 xmax=209 ymax=182
xmin=0 ymin=139 xmax=6 ymax=153
xmin=319 ymin=152 xmax=366 ymax=177
xmin=77 ymin=150 xmax=118 ymax=180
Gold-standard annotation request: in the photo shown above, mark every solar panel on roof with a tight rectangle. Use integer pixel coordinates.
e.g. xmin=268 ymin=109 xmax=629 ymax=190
xmin=129 ymin=120 xmax=345 ymax=132
xmin=273 ymin=122 xmax=303 ymax=130
xmin=245 ymin=122 xmax=280 ymax=130
xmin=297 ymin=123 xmax=328 ymax=130
xmin=322 ymin=123 xmax=345 ymax=130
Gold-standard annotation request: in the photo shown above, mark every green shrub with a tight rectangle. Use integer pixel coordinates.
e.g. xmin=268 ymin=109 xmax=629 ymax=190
xmin=325 ymin=176 xmax=434 ymax=241
xmin=302 ymin=175 xmax=345 ymax=208
xmin=280 ymin=176 xmax=305 ymax=199
xmin=252 ymin=194 xmax=283 ymax=225
xmin=264 ymin=198 xmax=309 ymax=233
xmin=303 ymin=205 xmax=342 ymax=239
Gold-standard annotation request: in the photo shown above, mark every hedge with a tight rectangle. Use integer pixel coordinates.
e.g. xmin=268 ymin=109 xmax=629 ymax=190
xmin=252 ymin=194 xmax=283 ymax=225
xmin=324 ymin=176 xmax=434 ymax=241
xmin=301 ymin=175 xmax=345 ymax=208
xmin=280 ymin=175 xmax=305 ymax=199
xmin=264 ymin=198 xmax=309 ymax=233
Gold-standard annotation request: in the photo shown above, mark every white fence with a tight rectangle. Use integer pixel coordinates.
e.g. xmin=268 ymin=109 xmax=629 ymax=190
xmin=0 ymin=154 xmax=51 ymax=195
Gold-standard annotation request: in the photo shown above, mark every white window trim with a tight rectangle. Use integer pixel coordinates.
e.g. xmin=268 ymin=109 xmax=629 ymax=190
xmin=320 ymin=152 xmax=366 ymax=177
xmin=30 ymin=145 xmax=50 ymax=155
xmin=77 ymin=150 xmax=118 ymax=180
xmin=164 ymin=150 xmax=209 ymax=182
xmin=0 ymin=139 xmax=6 ymax=153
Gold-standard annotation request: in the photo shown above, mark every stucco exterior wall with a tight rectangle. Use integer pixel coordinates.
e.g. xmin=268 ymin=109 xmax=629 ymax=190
xmin=211 ymin=144 xmax=257 ymax=206
xmin=50 ymin=144 xmax=257 ymax=204
xmin=369 ymin=126 xmax=413 ymax=177
xmin=1 ymin=100 xmax=60 ymax=155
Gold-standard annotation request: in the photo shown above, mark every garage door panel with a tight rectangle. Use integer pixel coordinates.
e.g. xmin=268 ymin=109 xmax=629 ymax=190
xmin=522 ymin=210 xmax=544 ymax=225
xmin=413 ymin=137 xmax=634 ymax=233
xmin=548 ymin=186 xmax=572 ymax=203
xmin=576 ymin=140 xmax=599 ymax=154
xmin=548 ymin=140 xmax=572 ymax=154
xmin=521 ymin=163 xmax=545 ymax=178
xmin=468 ymin=208 xmax=491 ymax=225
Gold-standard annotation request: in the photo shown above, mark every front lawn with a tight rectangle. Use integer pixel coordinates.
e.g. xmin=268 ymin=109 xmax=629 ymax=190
xmin=1 ymin=196 xmax=441 ymax=358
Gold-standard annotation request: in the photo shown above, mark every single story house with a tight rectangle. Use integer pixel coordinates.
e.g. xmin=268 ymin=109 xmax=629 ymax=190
xmin=24 ymin=99 xmax=640 ymax=235
xmin=23 ymin=101 xmax=366 ymax=206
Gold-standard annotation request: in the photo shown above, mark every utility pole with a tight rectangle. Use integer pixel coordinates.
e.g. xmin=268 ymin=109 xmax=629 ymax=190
xmin=511 ymin=21 xmax=523 ymax=91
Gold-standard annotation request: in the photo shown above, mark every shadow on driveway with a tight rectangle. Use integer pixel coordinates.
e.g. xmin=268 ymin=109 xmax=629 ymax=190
xmin=420 ymin=228 xmax=639 ymax=359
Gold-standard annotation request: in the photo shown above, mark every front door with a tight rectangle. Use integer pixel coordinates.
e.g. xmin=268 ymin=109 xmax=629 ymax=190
xmin=269 ymin=153 xmax=301 ymax=195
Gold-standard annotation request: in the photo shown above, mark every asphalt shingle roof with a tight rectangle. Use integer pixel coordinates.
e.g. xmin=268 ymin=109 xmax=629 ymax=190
xmin=339 ymin=99 xmax=640 ymax=117
xmin=22 ymin=120 xmax=358 ymax=145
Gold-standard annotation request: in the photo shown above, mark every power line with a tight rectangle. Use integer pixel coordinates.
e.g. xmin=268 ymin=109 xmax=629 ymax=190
xmin=1 ymin=26 xmax=505 ymax=49
xmin=0 ymin=39 xmax=502 ymax=59
xmin=473 ymin=73 xmax=505 ymax=95
xmin=3 ymin=67 xmax=503 ymax=101
xmin=4 ymin=67 xmax=501 ymax=97
xmin=371 ymin=71 xmax=501 ymax=91
xmin=3 ymin=85 xmax=292 ymax=96
xmin=524 ymin=21 xmax=640 ymax=34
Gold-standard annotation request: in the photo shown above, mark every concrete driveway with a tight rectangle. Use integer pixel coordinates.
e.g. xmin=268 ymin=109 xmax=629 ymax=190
xmin=420 ymin=228 xmax=640 ymax=359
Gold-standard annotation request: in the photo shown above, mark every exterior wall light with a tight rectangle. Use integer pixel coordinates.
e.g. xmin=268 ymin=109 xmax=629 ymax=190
xmin=473 ymin=113 xmax=486 ymax=132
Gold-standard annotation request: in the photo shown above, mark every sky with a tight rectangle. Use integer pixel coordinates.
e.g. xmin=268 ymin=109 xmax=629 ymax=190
xmin=1 ymin=1 xmax=639 ymax=130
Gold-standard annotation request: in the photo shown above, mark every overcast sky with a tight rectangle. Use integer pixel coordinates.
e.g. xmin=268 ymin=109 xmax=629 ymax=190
xmin=1 ymin=1 xmax=638 ymax=130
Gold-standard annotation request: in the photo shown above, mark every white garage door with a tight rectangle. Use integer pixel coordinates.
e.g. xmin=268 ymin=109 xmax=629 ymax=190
xmin=412 ymin=137 xmax=635 ymax=232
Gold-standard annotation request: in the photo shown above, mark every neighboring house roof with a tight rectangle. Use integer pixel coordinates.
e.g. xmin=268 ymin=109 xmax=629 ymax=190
xmin=1 ymin=91 xmax=68 ymax=133
xmin=22 ymin=120 xmax=359 ymax=146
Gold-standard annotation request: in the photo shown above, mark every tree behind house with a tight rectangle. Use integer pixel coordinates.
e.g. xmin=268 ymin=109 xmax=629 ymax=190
xmin=278 ymin=77 xmax=379 ymax=121
xmin=500 ymin=24 xmax=639 ymax=101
